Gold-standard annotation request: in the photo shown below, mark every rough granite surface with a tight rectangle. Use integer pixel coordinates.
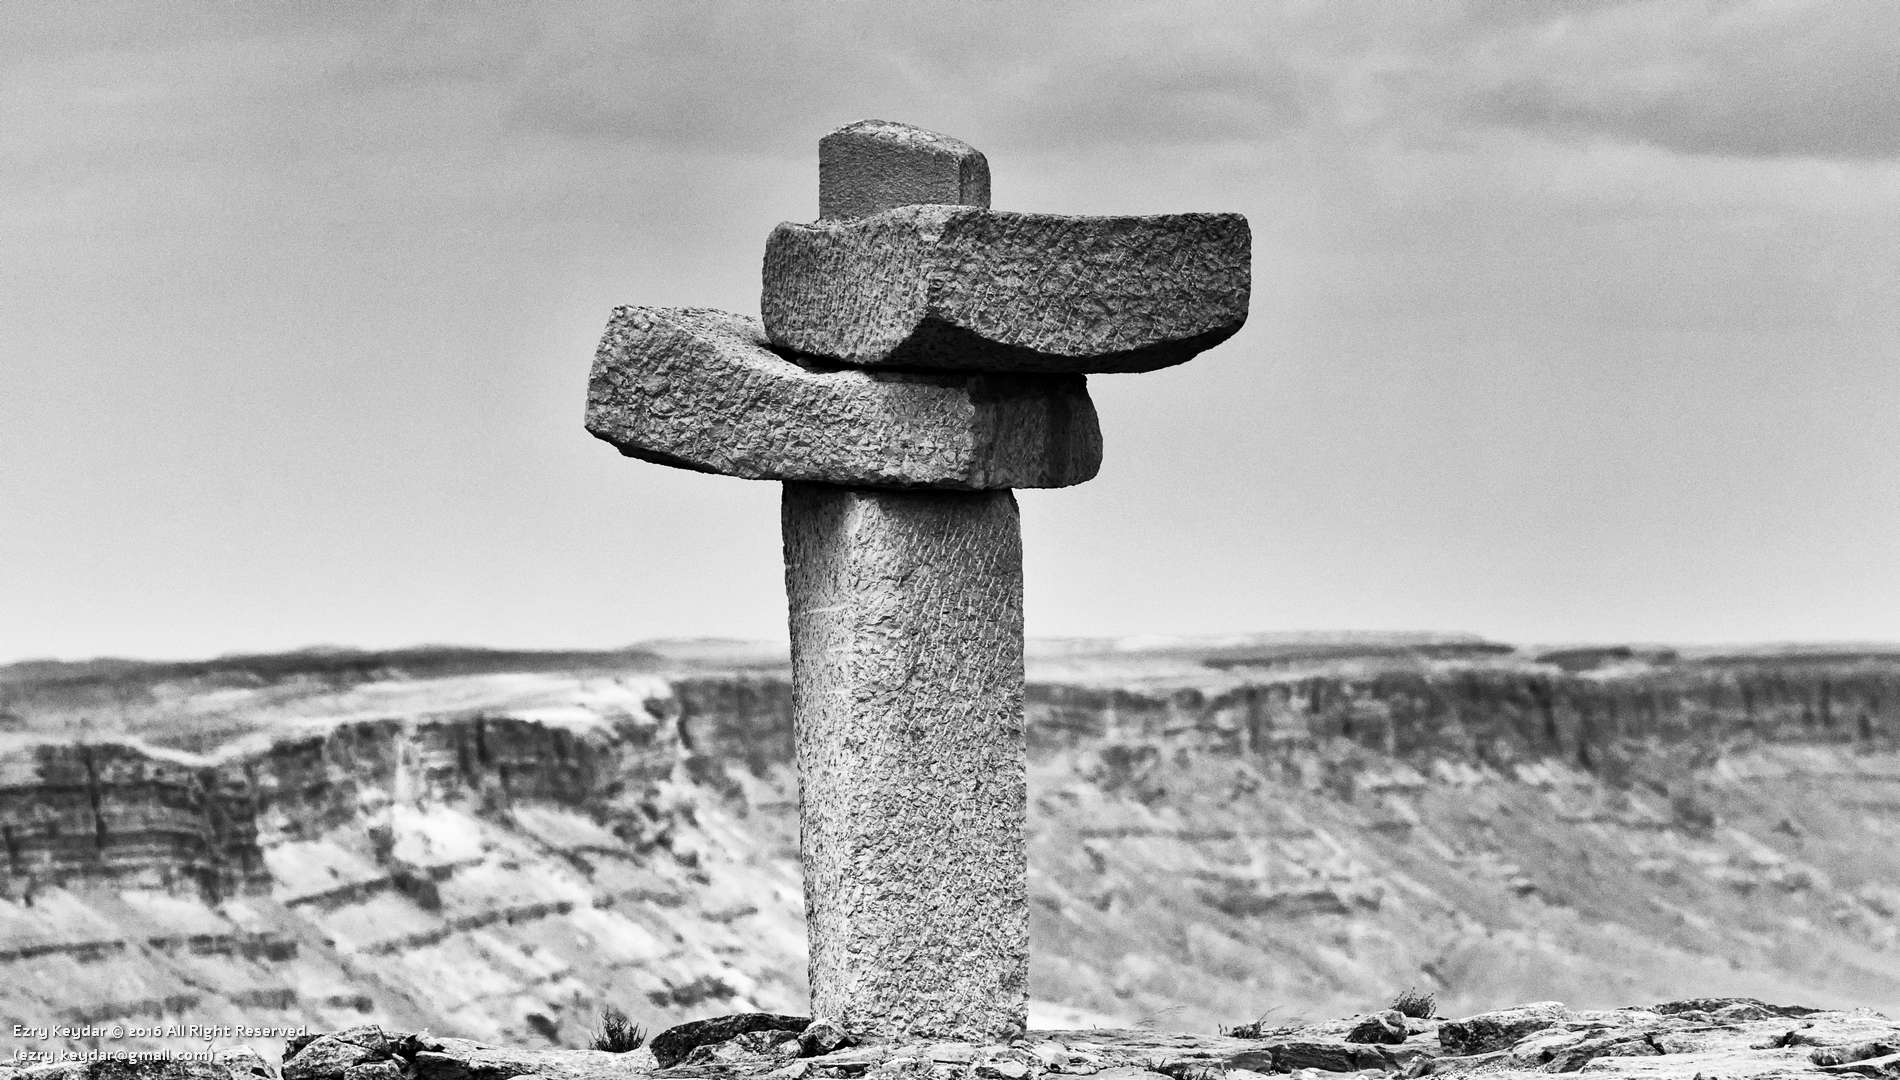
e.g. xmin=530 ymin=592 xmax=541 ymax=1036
xmin=760 ymin=206 xmax=1251 ymax=374
xmin=818 ymin=120 xmax=990 ymax=222
xmin=782 ymin=485 xmax=1030 ymax=1043
xmin=585 ymin=306 xmax=1101 ymax=489
xmin=773 ymin=119 xmax=1034 ymax=1043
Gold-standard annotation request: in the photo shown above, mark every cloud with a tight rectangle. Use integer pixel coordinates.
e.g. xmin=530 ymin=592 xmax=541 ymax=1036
xmin=11 ymin=0 xmax=1894 ymax=192
xmin=1446 ymin=0 xmax=1900 ymax=160
xmin=500 ymin=3 xmax=1307 ymax=157
xmin=328 ymin=9 xmax=542 ymax=92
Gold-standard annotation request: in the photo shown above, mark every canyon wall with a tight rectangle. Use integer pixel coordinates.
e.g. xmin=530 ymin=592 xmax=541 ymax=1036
xmin=0 ymin=652 xmax=1896 ymax=1057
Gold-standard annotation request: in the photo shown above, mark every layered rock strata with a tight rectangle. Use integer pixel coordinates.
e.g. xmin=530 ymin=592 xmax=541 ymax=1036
xmin=0 ymin=653 xmax=1896 ymax=1055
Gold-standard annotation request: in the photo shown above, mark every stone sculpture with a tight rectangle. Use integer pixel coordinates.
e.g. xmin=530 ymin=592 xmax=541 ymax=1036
xmin=586 ymin=118 xmax=1250 ymax=1041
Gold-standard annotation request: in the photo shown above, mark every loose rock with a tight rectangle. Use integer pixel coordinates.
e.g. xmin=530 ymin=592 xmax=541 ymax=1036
xmin=650 ymin=1014 xmax=812 ymax=1070
xmin=1820 ymin=1053 xmax=1900 ymax=1078
xmin=1815 ymin=1043 xmax=1900 ymax=1067
xmin=1346 ymin=1012 xmax=1408 ymax=1046
xmin=284 ymin=1028 xmax=398 ymax=1080
xmin=799 ymin=1023 xmax=853 ymax=1058
xmin=1540 ymin=1031 xmax=1663 ymax=1072
xmin=1229 ymin=1041 xmax=1398 ymax=1074
xmin=1437 ymin=1003 xmax=1572 ymax=1056
xmin=1656 ymin=998 xmax=1819 ymax=1022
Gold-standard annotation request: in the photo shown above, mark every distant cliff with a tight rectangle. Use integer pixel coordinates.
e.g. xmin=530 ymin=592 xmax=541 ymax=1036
xmin=1 ymin=695 xmax=677 ymax=901
xmin=1026 ymin=657 xmax=1900 ymax=761
xmin=1 ymin=645 xmax=1896 ymax=1056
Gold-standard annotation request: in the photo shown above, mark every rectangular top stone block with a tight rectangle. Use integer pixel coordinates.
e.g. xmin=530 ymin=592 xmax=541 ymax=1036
xmin=819 ymin=119 xmax=990 ymax=220
xmin=761 ymin=205 xmax=1250 ymax=374
xmin=586 ymin=306 xmax=1101 ymax=490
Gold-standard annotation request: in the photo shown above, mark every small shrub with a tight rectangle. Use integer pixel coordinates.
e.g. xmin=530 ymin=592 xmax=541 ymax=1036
xmin=591 ymin=1006 xmax=645 ymax=1053
xmin=1390 ymin=987 xmax=1436 ymax=1019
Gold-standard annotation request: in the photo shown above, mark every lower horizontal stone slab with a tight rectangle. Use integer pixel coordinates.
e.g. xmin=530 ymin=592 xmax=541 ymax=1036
xmin=586 ymin=307 xmax=1101 ymax=489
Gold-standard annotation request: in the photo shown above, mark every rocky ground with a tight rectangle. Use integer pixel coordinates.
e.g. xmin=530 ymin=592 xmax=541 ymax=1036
xmin=6 ymin=998 xmax=1897 ymax=1080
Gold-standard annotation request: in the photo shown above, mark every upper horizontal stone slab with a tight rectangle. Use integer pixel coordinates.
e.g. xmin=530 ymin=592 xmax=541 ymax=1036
xmin=586 ymin=306 xmax=1102 ymax=490
xmin=761 ymin=205 xmax=1250 ymax=374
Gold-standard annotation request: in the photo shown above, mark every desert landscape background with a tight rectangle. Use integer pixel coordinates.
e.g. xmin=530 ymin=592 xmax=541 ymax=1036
xmin=9 ymin=6 xmax=1899 ymax=1075
xmin=3 ymin=633 xmax=1895 ymax=1058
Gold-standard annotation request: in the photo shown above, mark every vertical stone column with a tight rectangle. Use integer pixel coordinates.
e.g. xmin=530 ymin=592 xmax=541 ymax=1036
xmin=587 ymin=115 xmax=1247 ymax=1043
xmin=782 ymin=121 xmax=1028 ymax=1043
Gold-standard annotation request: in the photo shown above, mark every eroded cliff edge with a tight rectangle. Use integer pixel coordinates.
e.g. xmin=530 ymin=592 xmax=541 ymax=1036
xmin=1 ymin=645 xmax=1897 ymax=1057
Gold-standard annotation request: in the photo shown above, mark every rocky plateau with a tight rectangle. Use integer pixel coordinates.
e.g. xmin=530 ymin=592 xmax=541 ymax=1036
xmin=1 ymin=636 xmax=1896 ymax=1072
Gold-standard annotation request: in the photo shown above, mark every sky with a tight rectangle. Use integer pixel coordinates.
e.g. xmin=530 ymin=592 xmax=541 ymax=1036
xmin=3 ymin=1 xmax=1897 ymax=663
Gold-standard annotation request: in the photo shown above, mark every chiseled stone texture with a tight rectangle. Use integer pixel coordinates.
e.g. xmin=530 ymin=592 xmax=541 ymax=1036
xmin=783 ymin=484 xmax=1029 ymax=1043
xmin=761 ymin=205 xmax=1250 ymax=374
xmin=586 ymin=306 xmax=1101 ymax=490
xmin=818 ymin=120 xmax=990 ymax=221
xmin=775 ymin=118 xmax=1031 ymax=1046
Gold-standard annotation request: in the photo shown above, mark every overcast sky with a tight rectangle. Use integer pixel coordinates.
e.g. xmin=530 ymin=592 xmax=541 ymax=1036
xmin=4 ymin=1 xmax=1896 ymax=663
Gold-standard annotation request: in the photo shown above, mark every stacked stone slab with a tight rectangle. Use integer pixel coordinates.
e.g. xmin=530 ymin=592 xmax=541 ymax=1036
xmin=585 ymin=118 xmax=1250 ymax=1042
xmin=762 ymin=206 xmax=1250 ymax=372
